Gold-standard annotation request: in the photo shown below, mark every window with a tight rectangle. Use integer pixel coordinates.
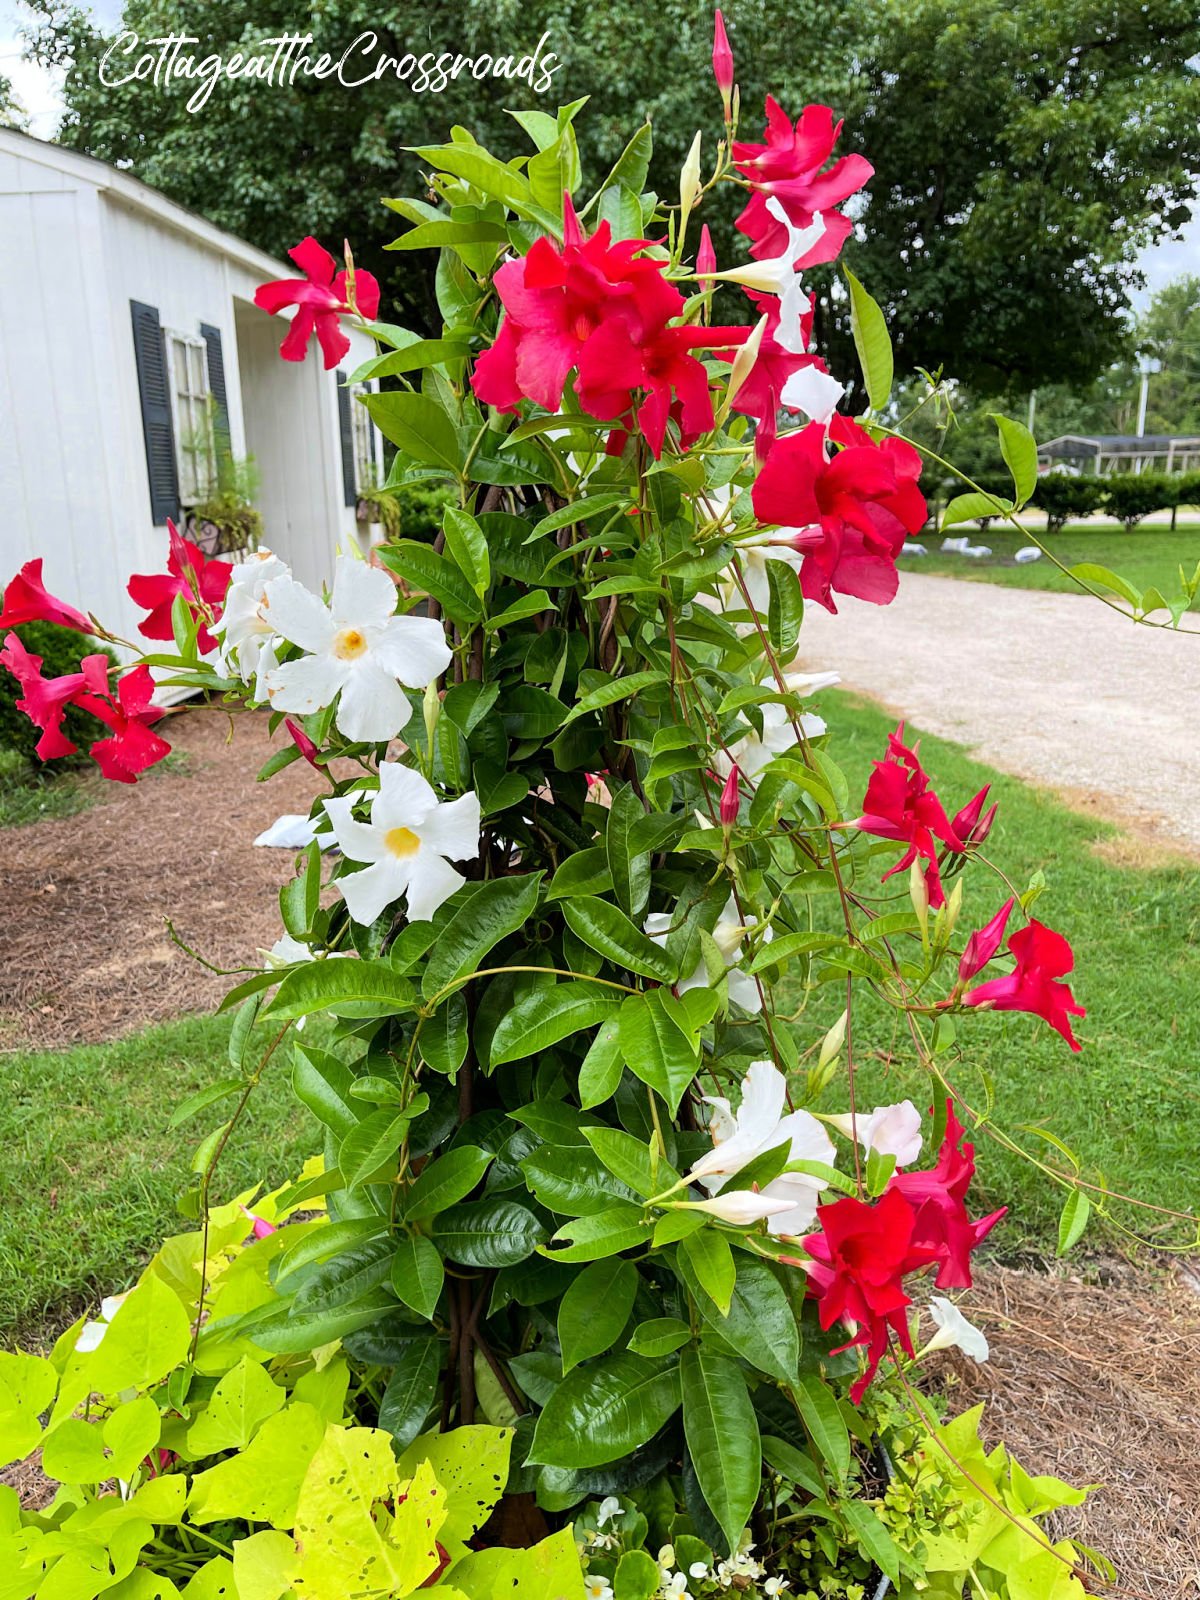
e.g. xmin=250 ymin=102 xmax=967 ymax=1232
xmin=350 ymin=381 xmax=378 ymax=489
xmin=167 ymin=332 xmax=216 ymax=504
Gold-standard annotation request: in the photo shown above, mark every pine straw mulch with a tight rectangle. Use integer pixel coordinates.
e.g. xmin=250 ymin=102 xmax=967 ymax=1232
xmin=0 ymin=708 xmax=324 ymax=1052
xmin=929 ymin=1259 xmax=1200 ymax=1600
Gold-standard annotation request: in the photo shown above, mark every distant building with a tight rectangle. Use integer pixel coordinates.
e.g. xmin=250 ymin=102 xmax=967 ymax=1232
xmin=1037 ymin=433 xmax=1200 ymax=476
xmin=0 ymin=127 xmax=384 ymax=640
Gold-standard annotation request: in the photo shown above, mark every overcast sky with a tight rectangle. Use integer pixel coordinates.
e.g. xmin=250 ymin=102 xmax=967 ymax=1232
xmin=2 ymin=0 xmax=1197 ymax=309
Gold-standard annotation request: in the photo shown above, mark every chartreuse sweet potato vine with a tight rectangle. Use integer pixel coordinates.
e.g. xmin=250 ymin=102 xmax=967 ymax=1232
xmin=7 ymin=9 xmax=1190 ymax=1598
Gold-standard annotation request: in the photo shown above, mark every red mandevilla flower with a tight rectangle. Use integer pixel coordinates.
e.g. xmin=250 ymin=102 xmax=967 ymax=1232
xmin=76 ymin=665 xmax=171 ymax=784
xmin=0 ymin=633 xmax=111 ymax=761
xmin=253 ymin=237 xmax=381 ymax=369
xmin=887 ymin=1101 xmax=1006 ymax=1288
xmin=0 ymin=559 xmax=92 ymax=634
xmin=750 ymin=416 xmax=927 ymax=612
xmin=800 ymin=1187 xmax=941 ymax=1403
xmin=733 ymin=101 xmax=874 ymax=269
xmin=472 ymin=196 xmax=748 ymax=459
xmin=127 ymin=521 xmax=233 ymax=655
xmin=848 ymin=724 xmax=987 ymax=907
xmin=964 ymin=914 xmax=1086 ymax=1051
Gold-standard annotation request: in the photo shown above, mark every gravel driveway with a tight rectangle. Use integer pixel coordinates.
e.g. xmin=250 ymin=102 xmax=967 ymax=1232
xmin=799 ymin=572 xmax=1200 ymax=852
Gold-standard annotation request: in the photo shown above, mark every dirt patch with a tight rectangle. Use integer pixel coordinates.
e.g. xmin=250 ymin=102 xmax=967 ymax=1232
xmin=0 ymin=709 xmax=325 ymax=1051
xmin=932 ymin=1260 xmax=1200 ymax=1600
xmin=1049 ymin=784 xmax=1200 ymax=871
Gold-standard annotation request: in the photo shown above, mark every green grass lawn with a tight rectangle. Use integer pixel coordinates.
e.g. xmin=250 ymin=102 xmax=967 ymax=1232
xmin=2 ymin=697 xmax=1196 ymax=1341
xmin=0 ymin=1014 xmax=310 ymax=1343
xmin=800 ymin=693 xmax=1200 ymax=1253
xmin=899 ymin=520 xmax=1200 ymax=605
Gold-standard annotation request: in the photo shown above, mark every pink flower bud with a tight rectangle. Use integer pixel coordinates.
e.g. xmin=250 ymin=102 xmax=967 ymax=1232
xmin=958 ymin=897 xmax=1015 ymax=982
xmin=951 ymin=783 xmax=992 ymax=846
xmin=285 ymin=718 xmax=321 ymax=769
xmin=719 ymin=764 xmax=741 ymax=826
xmin=240 ymin=1204 xmax=278 ymax=1240
xmin=697 ymin=224 xmax=717 ymax=286
xmin=712 ymin=9 xmax=734 ymax=102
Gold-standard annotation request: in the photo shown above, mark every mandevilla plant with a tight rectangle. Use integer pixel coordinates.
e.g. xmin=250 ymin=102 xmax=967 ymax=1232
xmin=8 ymin=8 xmax=1179 ymax=1596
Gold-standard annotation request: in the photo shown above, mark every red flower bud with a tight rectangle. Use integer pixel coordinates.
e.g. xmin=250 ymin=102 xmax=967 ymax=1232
xmin=719 ymin=764 xmax=741 ymax=826
xmin=712 ymin=9 xmax=734 ymax=102
xmin=697 ymin=223 xmax=717 ymax=286
xmin=958 ymin=897 xmax=1014 ymax=982
xmin=951 ymin=783 xmax=993 ymax=846
xmin=285 ymin=717 xmax=322 ymax=769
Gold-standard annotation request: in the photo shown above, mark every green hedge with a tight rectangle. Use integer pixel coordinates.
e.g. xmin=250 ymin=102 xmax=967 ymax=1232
xmin=1031 ymin=470 xmax=1200 ymax=533
xmin=0 ymin=622 xmax=119 ymax=766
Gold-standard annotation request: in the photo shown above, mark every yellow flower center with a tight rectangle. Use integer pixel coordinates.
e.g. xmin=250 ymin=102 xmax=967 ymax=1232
xmin=384 ymin=826 xmax=421 ymax=858
xmin=333 ymin=627 xmax=368 ymax=660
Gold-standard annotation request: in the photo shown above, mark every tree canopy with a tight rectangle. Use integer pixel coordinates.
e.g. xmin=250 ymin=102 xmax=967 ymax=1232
xmin=24 ymin=0 xmax=1200 ymax=392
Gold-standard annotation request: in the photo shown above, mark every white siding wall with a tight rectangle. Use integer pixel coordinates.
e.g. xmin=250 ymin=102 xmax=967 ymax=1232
xmin=0 ymin=133 xmax=383 ymax=643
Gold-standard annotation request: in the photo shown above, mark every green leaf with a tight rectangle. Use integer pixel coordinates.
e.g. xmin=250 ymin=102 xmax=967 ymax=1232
xmin=404 ymin=1145 xmax=493 ymax=1220
xmin=681 ymin=1230 xmax=736 ymax=1316
xmin=442 ymin=506 xmax=491 ymax=597
xmin=485 ymin=589 xmax=555 ymax=632
xmin=363 ymin=391 xmax=462 ymax=474
xmin=266 ymin=959 xmax=415 ymax=1021
xmin=1069 ymin=562 xmax=1143 ymax=609
xmin=564 ymin=896 xmax=677 ymax=983
xmin=587 ymin=122 xmax=653 ymax=212
xmin=989 ymin=412 xmax=1039 ymax=507
xmin=0 ymin=1352 xmax=56 ymax=1468
xmin=391 ymin=1234 xmax=445 ymax=1320
xmin=529 ymin=1352 xmax=682 ymax=1468
xmin=531 ymin=492 xmax=628 ymax=537
xmin=628 ymin=1318 xmax=692 ymax=1359
xmin=168 ymin=1077 xmax=245 ymax=1129
xmin=292 ymin=1238 xmax=396 ymax=1313
xmin=1057 ymin=1188 xmax=1092 ymax=1255
xmin=761 ymin=1434 xmax=825 ymax=1496
xmin=793 ymin=1373 xmax=851 ymax=1484
xmin=547 ymin=847 xmax=614 ymax=901
xmin=350 ymin=335 xmax=472 ymax=381
xmin=583 ymin=1125 xmax=680 ymax=1198
xmin=500 ymin=684 xmax=569 ymax=738
xmin=558 ymin=1258 xmax=639 ymax=1372
xmin=614 ymin=1550 xmax=661 ymax=1600
xmin=606 ymin=783 xmax=650 ymax=920
xmin=189 ymin=1403 xmax=326 ymax=1528
xmin=766 ymin=557 xmax=804 ymax=658
xmin=544 ymin=1204 xmax=655 ymax=1262
xmin=388 ymin=218 xmax=508 ymax=251
xmin=186 ymin=1357 xmax=286 ymax=1455
xmin=433 ymin=1197 xmax=547 ymax=1267
xmin=520 ymin=1144 xmax=637 ymax=1216
xmin=564 ymin=670 xmax=666 ymax=726
xmin=378 ymin=539 xmax=482 ymax=626
xmin=292 ymin=1045 xmax=361 ymax=1138
xmin=43 ymin=1394 xmax=161 ymax=1484
xmin=421 ymin=874 xmax=543 ymax=999
xmin=942 ymin=490 xmax=1012 ymax=528
xmin=676 ymin=1255 xmax=799 ymax=1386
xmin=681 ymin=1347 xmax=760 ymax=1556
xmin=378 ymin=1335 xmax=443 ymax=1449
xmin=82 ymin=1274 xmax=191 ymax=1398
xmin=618 ymin=991 xmax=698 ymax=1115
xmin=841 ymin=1499 xmax=910 ymax=1585
xmin=844 ymin=266 xmax=893 ymax=411
xmin=396 ymin=1424 xmax=512 ymax=1544
xmin=578 ymin=1014 xmax=624 ymax=1108
xmin=339 ymin=1110 xmax=410 ymax=1191
xmin=490 ymin=981 xmax=623 ymax=1065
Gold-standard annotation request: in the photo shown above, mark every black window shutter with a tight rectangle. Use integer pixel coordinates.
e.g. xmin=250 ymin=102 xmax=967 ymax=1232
xmin=130 ymin=300 xmax=179 ymax=525
xmin=336 ymin=375 xmax=357 ymax=507
xmin=199 ymin=322 xmax=230 ymax=455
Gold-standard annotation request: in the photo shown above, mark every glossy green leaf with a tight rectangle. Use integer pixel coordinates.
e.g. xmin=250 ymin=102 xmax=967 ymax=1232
xmin=421 ymin=873 xmax=543 ymax=1000
xmin=266 ymin=959 xmax=415 ymax=1021
xmin=558 ymin=1257 xmax=639 ymax=1373
xmin=844 ymin=266 xmax=893 ymax=410
xmin=681 ymin=1347 xmax=760 ymax=1556
xmin=378 ymin=1335 xmax=442 ymax=1450
xmin=681 ymin=1229 xmax=735 ymax=1316
xmin=990 ymin=412 xmax=1039 ymax=507
xmin=1057 ymin=1188 xmax=1091 ymax=1255
xmin=628 ymin=1318 xmax=692 ymax=1358
xmin=490 ymin=981 xmax=623 ymax=1065
xmin=618 ymin=991 xmax=698 ymax=1115
xmin=339 ymin=1110 xmax=410 ymax=1191
xmin=793 ymin=1372 xmax=851 ymax=1484
xmin=364 ymin=390 xmax=462 ymax=474
xmin=583 ymin=1125 xmax=680 ymax=1198
xmin=563 ymin=896 xmax=677 ymax=983
xmin=544 ymin=1204 xmax=654 ymax=1262
xmin=403 ymin=1145 xmax=493 ymax=1220
xmin=529 ymin=1352 xmax=682 ymax=1468
xmin=442 ymin=506 xmax=491 ymax=597
xmin=391 ymin=1234 xmax=445 ymax=1320
xmin=432 ymin=1197 xmax=547 ymax=1267
xmin=676 ymin=1254 xmax=799 ymax=1386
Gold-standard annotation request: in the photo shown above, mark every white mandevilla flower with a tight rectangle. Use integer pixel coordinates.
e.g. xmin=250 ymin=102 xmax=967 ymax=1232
xmin=262 ymin=553 xmax=451 ymax=742
xmin=74 ymin=1291 xmax=130 ymax=1353
xmin=688 ymin=1060 xmax=836 ymax=1236
xmin=713 ymin=700 xmax=826 ymax=784
xmin=216 ymin=547 xmax=290 ymax=697
xmin=926 ymin=1296 xmax=990 ymax=1363
xmin=780 ymin=665 xmax=840 ymax=698
xmin=644 ymin=894 xmax=771 ymax=1014
xmin=711 ymin=200 xmax=826 ymax=353
xmin=324 ymin=761 xmax=481 ymax=925
xmin=828 ymin=1101 xmax=924 ymax=1168
xmin=780 ymin=362 xmax=845 ymax=424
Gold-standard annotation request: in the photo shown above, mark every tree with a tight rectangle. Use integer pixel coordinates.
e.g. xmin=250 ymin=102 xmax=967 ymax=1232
xmin=1137 ymin=275 xmax=1200 ymax=434
xmin=846 ymin=0 xmax=1200 ymax=394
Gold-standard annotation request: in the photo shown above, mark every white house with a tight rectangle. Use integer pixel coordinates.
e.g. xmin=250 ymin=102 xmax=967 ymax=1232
xmin=0 ymin=127 xmax=385 ymax=641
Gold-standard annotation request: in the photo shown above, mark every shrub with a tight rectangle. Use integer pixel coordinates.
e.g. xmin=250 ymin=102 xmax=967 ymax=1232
xmin=392 ymin=479 xmax=454 ymax=542
xmin=1031 ymin=473 xmax=1103 ymax=534
xmin=0 ymin=621 xmax=117 ymax=766
xmin=1100 ymin=471 xmax=1175 ymax=531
